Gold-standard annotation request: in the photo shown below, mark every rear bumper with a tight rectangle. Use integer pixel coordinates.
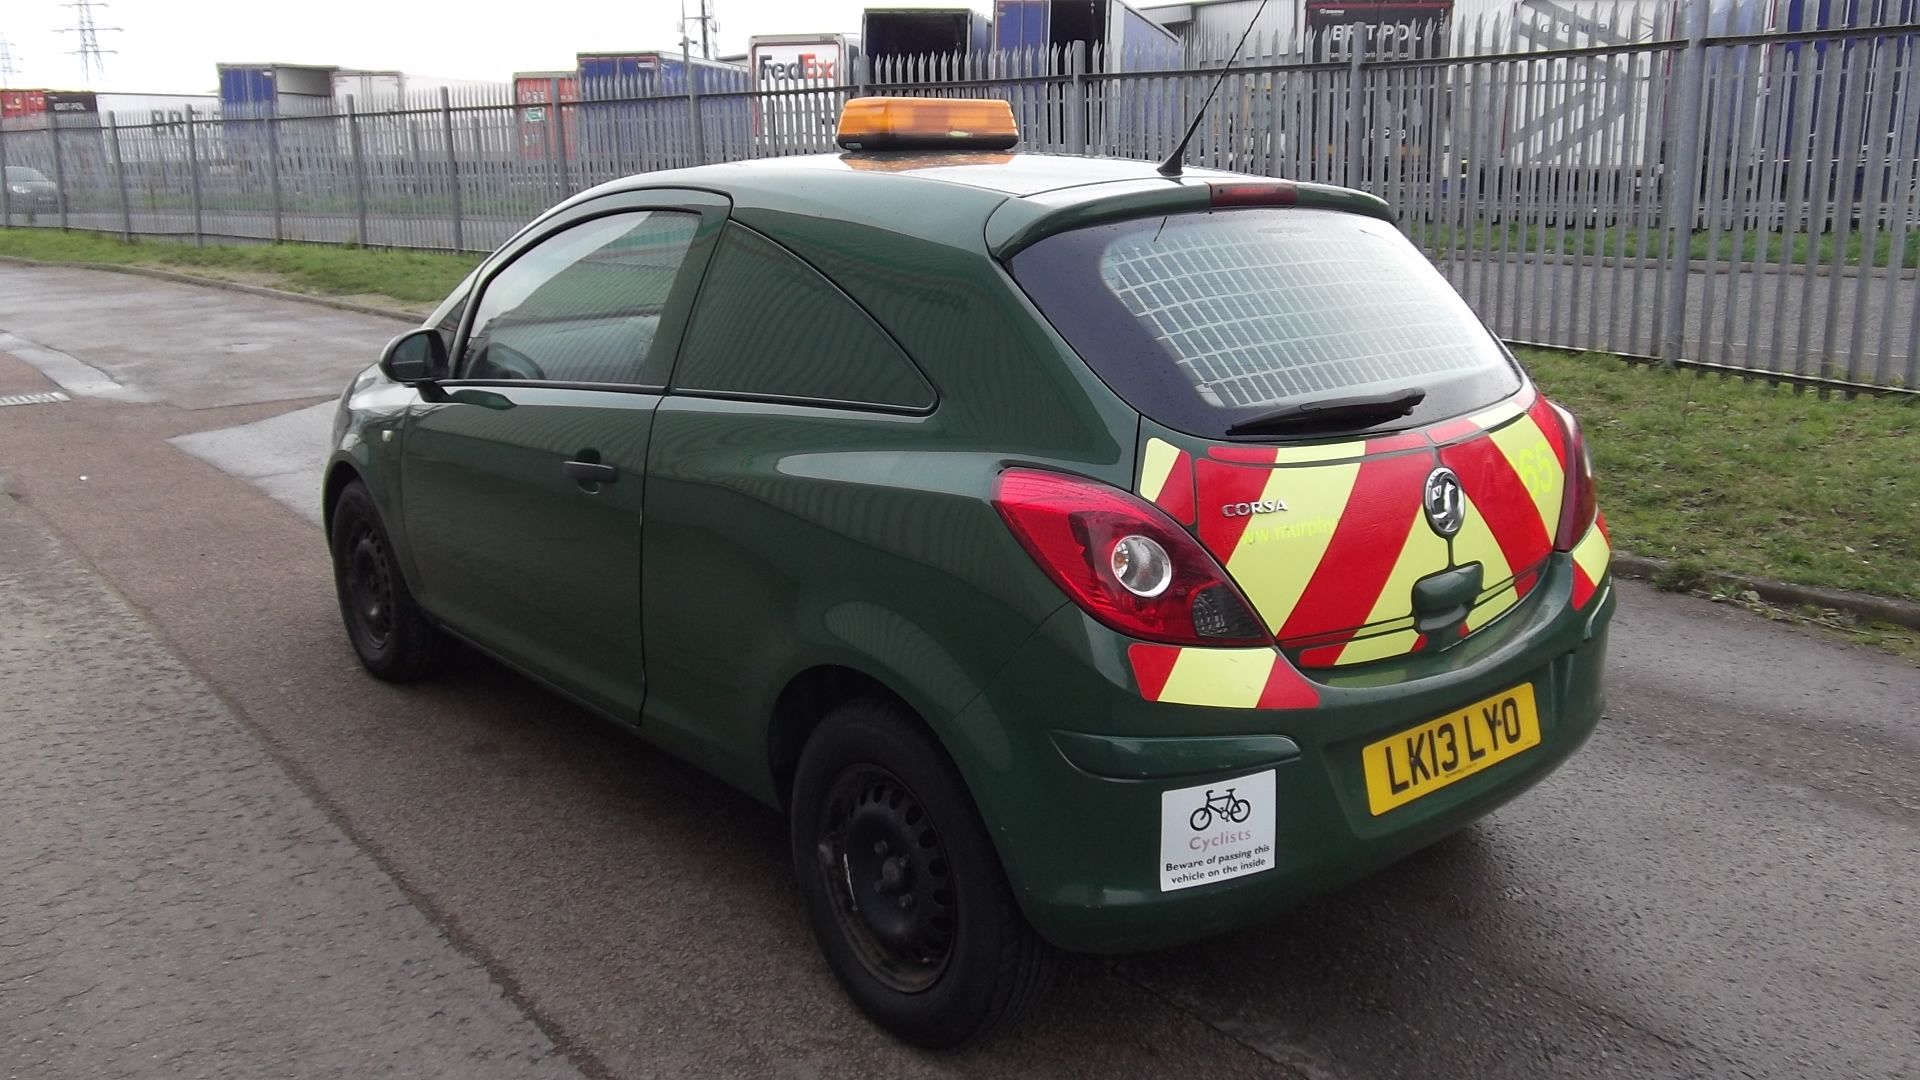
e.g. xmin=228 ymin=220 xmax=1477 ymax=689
xmin=945 ymin=556 xmax=1614 ymax=954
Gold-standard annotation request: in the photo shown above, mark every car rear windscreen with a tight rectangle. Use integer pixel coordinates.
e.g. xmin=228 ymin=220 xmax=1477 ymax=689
xmin=1009 ymin=208 xmax=1521 ymax=439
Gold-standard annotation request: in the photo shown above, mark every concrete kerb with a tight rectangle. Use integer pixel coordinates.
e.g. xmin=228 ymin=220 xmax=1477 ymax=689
xmin=8 ymin=254 xmax=1916 ymax=635
xmin=1610 ymin=552 xmax=1920 ymax=632
xmin=0 ymin=255 xmax=426 ymax=325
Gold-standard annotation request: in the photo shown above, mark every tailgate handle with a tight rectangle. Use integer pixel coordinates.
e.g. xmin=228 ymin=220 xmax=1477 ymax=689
xmin=1411 ymin=563 xmax=1484 ymax=635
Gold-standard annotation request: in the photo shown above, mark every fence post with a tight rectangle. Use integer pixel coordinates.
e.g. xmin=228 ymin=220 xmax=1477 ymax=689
xmin=1070 ymin=42 xmax=1089 ymax=156
xmin=0 ymin=123 xmax=12 ymax=226
xmin=1659 ymin=0 xmax=1712 ymax=363
xmin=684 ymin=41 xmax=706 ymax=166
xmin=106 ymin=114 xmax=132 ymax=241
xmin=548 ymin=77 xmax=572 ymax=196
xmin=267 ymin=116 xmax=284 ymax=242
xmin=440 ymin=86 xmax=462 ymax=253
xmin=854 ymin=53 xmax=870 ymax=99
xmin=1346 ymin=35 xmax=1368 ymax=192
xmin=49 ymin=112 xmax=69 ymax=230
xmin=185 ymin=104 xmax=204 ymax=246
xmin=347 ymin=96 xmax=369 ymax=247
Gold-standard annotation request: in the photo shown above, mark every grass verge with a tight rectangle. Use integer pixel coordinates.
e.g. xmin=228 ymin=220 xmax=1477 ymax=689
xmin=1520 ymin=349 xmax=1919 ymax=604
xmin=1410 ymin=220 xmax=1920 ymax=270
xmin=0 ymin=228 xmax=480 ymax=307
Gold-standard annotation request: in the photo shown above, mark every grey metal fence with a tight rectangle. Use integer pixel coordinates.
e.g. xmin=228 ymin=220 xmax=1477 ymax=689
xmin=2 ymin=9 xmax=1917 ymax=391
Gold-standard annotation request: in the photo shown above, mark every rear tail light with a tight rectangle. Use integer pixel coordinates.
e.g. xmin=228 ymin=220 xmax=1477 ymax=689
xmin=1546 ymin=399 xmax=1599 ymax=551
xmin=993 ymin=468 xmax=1270 ymax=647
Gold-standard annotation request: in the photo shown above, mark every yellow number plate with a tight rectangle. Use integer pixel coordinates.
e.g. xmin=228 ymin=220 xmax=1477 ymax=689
xmin=1362 ymin=684 xmax=1540 ymax=816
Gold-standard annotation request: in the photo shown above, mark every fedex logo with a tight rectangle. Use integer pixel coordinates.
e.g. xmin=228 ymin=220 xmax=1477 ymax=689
xmin=759 ymin=52 xmax=837 ymax=82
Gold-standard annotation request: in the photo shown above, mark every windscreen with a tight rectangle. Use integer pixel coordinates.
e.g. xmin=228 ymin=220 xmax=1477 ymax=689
xmin=1010 ymin=207 xmax=1521 ymax=439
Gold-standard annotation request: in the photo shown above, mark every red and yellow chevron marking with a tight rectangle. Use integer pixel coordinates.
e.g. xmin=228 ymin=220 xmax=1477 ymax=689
xmin=1273 ymin=449 xmax=1436 ymax=644
xmin=1137 ymin=437 xmax=1196 ymax=524
xmin=1135 ymin=387 xmax=1588 ymax=672
xmin=1127 ymin=643 xmax=1320 ymax=709
xmin=1570 ymin=514 xmax=1612 ymax=609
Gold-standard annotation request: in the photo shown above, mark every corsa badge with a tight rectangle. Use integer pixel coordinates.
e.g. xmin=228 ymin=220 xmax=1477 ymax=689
xmin=1423 ymin=467 xmax=1465 ymax=537
xmin=1221 ymin=498 xmax=1288 ymax=518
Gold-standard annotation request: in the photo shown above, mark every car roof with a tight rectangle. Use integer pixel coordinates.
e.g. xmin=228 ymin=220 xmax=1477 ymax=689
xmin=576 ymin=152 xmax=1250 ymax=247
xmin=621 ymin=151 xmax=1242 ymax=199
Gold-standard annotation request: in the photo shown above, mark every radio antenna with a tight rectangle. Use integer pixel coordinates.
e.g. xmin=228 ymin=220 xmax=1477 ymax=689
xmin=1157 ymin=0 xmax=1273 ymax=177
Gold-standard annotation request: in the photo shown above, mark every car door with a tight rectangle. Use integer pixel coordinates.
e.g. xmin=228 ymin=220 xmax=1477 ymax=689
xmin=400 ymin=189 xmax=727 ymax=721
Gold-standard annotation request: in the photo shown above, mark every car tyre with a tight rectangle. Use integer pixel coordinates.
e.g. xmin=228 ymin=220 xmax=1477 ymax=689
xmin=790 ymin=698 xmax=1056 ymax=1048
xmin=329 ymin=479 xmax=438 ymax=682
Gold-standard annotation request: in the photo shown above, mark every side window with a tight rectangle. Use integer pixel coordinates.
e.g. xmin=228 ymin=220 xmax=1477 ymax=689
xmin=460 ymin=210 xmax=697 ymax=386
xmin=673 ymin=224 xmax=934 ymax=410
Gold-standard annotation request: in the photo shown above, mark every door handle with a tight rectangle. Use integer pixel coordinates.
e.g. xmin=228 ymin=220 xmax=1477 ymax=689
xmin=562 ymin=459 xmax=619 ymax=485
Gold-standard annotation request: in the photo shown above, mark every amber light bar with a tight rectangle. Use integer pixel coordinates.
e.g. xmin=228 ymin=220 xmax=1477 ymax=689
xmin=836 ymin=97 xmax=1019 ymax=152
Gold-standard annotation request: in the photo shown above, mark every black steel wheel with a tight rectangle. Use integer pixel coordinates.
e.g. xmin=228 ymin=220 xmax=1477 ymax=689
xmin=329 ymin=479 xmax=438 ymax=682
xmin=815 ymin=764 xmax=958 ymax=993
xmin=790 ymin=699 xmax=1056 ymax=1048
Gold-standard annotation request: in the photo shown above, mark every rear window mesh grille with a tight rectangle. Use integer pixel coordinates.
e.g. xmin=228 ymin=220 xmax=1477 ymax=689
xmin=1098 ymin=224 xmax=1491 ymax=409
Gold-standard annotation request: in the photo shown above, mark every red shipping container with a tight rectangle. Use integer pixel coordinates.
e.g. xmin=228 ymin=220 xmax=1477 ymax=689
xmin=512 ymin=72 xmax=579 ymax=162
xmin=2 ymin=89 xmax=48 ymax=119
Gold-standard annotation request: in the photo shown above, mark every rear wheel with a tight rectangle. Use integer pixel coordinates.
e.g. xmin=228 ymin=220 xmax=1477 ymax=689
xmin=790 ymin=699 xmax=1055 ymax=1048
xmin=329 ymin=479 xmax=438 ymax=682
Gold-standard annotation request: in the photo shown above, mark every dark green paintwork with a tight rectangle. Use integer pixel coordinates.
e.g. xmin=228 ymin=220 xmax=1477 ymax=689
xmin=325 ymin=151 xmax=1612 ymax=953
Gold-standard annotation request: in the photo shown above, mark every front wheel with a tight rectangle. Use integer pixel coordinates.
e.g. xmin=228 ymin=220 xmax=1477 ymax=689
xmin=329 ymin=479 xmax=439 ymax=681
xmin=790 ymin=700 xmax=1056 ymax=1048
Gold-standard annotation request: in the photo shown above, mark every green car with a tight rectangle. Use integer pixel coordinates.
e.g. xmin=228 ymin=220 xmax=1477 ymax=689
xmin=324 ymin=102 xmax=1613 ymax=1048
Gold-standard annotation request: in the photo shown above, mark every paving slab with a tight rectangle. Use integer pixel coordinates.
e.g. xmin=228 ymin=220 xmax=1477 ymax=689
xmin=0 ymin=496 xmax=584 ymax=1080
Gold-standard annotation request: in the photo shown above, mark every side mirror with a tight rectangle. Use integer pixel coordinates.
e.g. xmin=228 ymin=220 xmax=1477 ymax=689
xmin=378 ymin=329 xmax=448 ymax=385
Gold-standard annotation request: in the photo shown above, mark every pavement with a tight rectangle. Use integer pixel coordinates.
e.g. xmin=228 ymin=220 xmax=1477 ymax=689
xmin=2 ymin=264 xmax=1917 ymax=1079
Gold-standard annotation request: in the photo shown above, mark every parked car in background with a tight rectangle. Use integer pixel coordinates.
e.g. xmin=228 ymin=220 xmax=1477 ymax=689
xmin=4 ymin=165 xmax=60 ymax=220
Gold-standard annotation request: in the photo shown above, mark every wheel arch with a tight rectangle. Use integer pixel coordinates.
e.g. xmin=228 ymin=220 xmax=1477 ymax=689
xmin=766 ymin=664 xmax=927 ymax=811
xmin=321 ymin=460 xmax=362 ymax=536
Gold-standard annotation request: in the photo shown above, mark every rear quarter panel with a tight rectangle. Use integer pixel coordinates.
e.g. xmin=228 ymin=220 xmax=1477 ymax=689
xmin=639 ymin=205 xmax=1144 ymax=804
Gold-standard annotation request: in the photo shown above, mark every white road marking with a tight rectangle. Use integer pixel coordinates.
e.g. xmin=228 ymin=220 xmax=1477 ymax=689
xmin=169 ymin=402 xmax=335 ymax=527
xmin=0 ymin=329 xmax=147 ymax=401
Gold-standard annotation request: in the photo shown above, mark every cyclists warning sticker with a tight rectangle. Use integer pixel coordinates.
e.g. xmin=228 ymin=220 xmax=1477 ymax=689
xmin=1159 ymin=770 xmax=1276 ymax=892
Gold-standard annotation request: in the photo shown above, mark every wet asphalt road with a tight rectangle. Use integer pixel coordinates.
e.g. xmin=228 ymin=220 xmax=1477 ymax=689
xmin=1 ymin=266 xmax=1916 ymax=1079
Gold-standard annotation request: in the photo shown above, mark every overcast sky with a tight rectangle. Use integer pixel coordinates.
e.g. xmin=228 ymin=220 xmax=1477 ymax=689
xmin=2 ymin=0 xmax=993 ymax=95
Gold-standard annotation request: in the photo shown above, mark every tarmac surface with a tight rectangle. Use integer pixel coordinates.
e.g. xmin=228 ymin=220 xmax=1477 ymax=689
xmin=2 ymin=264 xmax=1916 ymax=1079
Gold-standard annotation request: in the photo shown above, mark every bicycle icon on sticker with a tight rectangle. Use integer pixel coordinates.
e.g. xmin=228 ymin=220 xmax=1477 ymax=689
xmin=1189 ymin=788 xmax=1252 ymax=831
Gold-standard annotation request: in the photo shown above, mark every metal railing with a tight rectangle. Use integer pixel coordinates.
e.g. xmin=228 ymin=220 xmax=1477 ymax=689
xmin=1 ymin=7 xmax=1916 ymax=391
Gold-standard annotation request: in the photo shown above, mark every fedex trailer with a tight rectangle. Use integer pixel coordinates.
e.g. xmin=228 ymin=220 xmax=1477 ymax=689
xmin=749 ymin=34 xmax=862 ymax=150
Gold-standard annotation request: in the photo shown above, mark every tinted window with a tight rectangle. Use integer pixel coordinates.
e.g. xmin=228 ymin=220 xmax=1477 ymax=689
xmin=5 ymin=166 xmax=50 ymax=183
xmin=1010 ymin=208 xmax=1520 ymax=439
xmin=673 ymin=224 xmax=934 ymax=411
xmin=460 ymin=210 xmax=697 ymax=386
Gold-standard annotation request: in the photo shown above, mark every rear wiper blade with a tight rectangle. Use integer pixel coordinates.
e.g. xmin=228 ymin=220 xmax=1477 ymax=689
xmin=1223 ymin=388 xmax=1428 ymax=437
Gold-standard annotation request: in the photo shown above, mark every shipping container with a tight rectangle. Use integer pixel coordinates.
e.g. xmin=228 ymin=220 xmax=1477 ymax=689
xmin=575 ymin=52 xmax=750 ymax=167
xmin=1 ymin=89 xmax=46 ymax=130
xmin=216 ymin=62 xmax=336 ymax=118
xmin=333 ymin=69 xmax=405 ymax=110
xmin=993 ymin=0 xmax=1183 ymax=69
xmin=514 ymin=70 xmax=582 ymax=162
xmin=862 ymin=7 xmax=994 ymax=65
